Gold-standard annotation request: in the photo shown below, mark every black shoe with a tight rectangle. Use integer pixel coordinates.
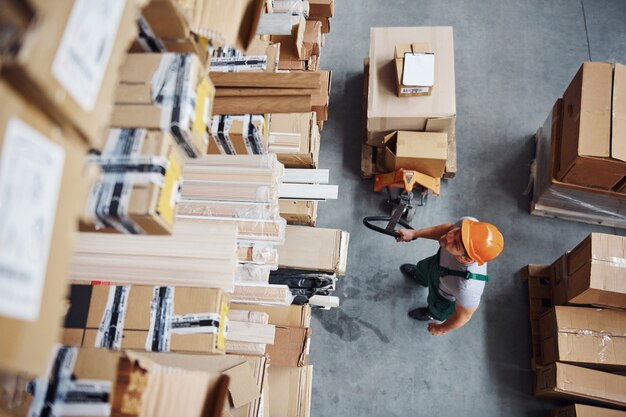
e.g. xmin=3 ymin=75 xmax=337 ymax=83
xmin=400 ymin=264 xmax=416 ymax=279
xmin=408 ymin=307 xmax=434 ymax=321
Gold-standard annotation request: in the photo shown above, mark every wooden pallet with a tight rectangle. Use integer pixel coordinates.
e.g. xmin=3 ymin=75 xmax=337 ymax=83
xmin=360 ymin=58 xmax=457 ymax=179
xmin=523 ymin=264 xmax=557 ymax=370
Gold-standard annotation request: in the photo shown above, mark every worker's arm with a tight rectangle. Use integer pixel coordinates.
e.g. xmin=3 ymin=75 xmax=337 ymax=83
xmin=396 ymin=223 xmax=454 ymax=242
xmin=427 ymin=304 xmax=477 ymax=336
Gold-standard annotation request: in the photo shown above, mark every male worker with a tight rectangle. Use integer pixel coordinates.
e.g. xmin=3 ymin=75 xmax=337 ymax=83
xmin=396 ymin=217 xmax=503 ymax=336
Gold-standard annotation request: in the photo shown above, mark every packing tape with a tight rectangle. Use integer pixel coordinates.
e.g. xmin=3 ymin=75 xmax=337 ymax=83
xmin=152 ymin=54 xmax=199 ymax=157
xmin=136 ymin=15 xmax=166 ymax=53
xmin=27 ymin=346 xmax=111 ymax=417
xmin=95 ymin=286 xmax=130 ymax=350
xmin=146 ymin=286 xmax=175 ymax=352
xmin=211 ymin=115 xmax=236 ymax=155
xmin=156 ymin=154 xmax=183 ymax=226
xmin=170 ymin=312 xmax=220 ymax=334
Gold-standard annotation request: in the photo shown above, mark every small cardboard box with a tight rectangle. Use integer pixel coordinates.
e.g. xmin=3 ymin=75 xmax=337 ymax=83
xmin=2 ymin=0 xmax=139 ymax=149
xmin=383 ymin=131 xmax=447 ymax=177
xmin=80 ymin=129 xmax=184 ymax=235
xmin=394 ymin=43 xmax=434 ymax=97
xmin=535 ymin=362 xmax=626 ymax=408
xmin=112 ymin=53 xmax=214 ymax=158
xmin=64 ymin=284 xmax=229 ymax=355
xmin=565 ymin=233 xmax=626 ymax=309
xmin=538 ymin=306 xmax=626 ymax=369
xmin=558 ymin=63 xmax=626 ymax=190
xmin=278 ymin=200 xmax=318 ymax=226
xmin=0 ymin=81 xmax=89 ymax=376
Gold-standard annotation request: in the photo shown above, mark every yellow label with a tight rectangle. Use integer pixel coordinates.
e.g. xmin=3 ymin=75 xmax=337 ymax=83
xmin=157 ymin=155 xmax=182 ymax=225
xmin=217 ymin=297 xmax=229 ymax=351
xmin=193 ymin=78 xmax=215 ymax=136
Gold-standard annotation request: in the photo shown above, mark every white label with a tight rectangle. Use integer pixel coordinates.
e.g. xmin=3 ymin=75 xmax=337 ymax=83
xmin=402 ymin=52 xmax=435 ymax=87
xmin=0 ymin=118 xmax=65 ymax=321
xmin=52 ymin=0 xmax=126 ymax=111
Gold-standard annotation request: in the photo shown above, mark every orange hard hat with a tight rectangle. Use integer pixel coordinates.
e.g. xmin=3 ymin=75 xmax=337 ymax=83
xmin=461 ymin=219 xmax=504 ymax=265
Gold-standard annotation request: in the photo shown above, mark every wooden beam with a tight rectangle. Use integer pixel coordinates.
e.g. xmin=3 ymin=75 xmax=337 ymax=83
xmin=226 ymin=322 xmax=276 ymax=344
xmin=209 ymin=71 xmax=321 ymax=89
xmin=213 ymin=95 xmax=311 ymax=114
xmin=215 ymin=88 xmax=318 ymax=97
xmin=283 ymin=169 xmax=329 ymax=184
xmin=278 ymin=183 xmax=338 ymax=200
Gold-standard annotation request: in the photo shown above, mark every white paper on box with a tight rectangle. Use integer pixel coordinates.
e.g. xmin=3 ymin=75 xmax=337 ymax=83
xmin=402 ymin=53 xmax=435 ymax=87
xmin=0 ymin=118 xmax=65 ymax=321
xmin=52 ymin=0 xmax=126 ymax=111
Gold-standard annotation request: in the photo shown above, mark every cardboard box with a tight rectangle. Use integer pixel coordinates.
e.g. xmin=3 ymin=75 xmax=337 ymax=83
xmin=2 ymin=0 xmax=139 ymax=149
xmin=190 ymin=0 xmax=264 ymax=52
xmin=277 ymin=225 xmax=349 ymax=275
xmin=552 ymin=404 xmax=626 ymax=417
xmin=539 ymin=306 xmax=626 ymax=369
xmin=394 ymin=43 xmax=434 ymax=97
xmin=80 ymin=129 xmax=184 ymax=235
xmin=279 ymin=200 xmax=318 ymax=225
xmin=535 ymin=362 xmax=626 ymax=408
xmin=271 ymin=15 xmax=306 ymax=61
xmin=308 ymin=0 xmax=334 ymax=18
xmin=268 ymin=365 xmax=313 ymax=417
xmin=64 ymin=284 xmax=229 ymax=354
xmin=266 ymin=326 xmax=311 ymax=367
xmin=382 ymin=131 xmax=447 ymax=177
xmin=367 ymin=27 xmax=455 ymax=147
xmin=565 ymin=233 xmax=626 ymax=309
xmin=558 ymin=63 xmax=626 ymax=190
xmin=0 ymin=81 xmax=89 ymax=376
xmin=112 ymin=53 xmax=214 ymax=158
xmin=0 ymin=347 xmax=229 ymax=417
xmin=270 ymin=112 xmax=320 ymax=168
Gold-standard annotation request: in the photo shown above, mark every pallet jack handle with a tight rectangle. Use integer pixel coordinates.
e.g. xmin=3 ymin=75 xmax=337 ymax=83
xmin=362 ymin=189 xmax=415 ymax=239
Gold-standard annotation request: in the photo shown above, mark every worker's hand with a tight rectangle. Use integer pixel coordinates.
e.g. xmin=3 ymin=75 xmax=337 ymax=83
xmin=395 ymin=229 xmax=415 ymax=242
xmin=428 ymin=322 xmax=447 ymax=336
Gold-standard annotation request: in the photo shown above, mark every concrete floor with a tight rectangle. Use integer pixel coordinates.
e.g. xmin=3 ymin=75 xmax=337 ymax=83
xmin=308 ymin=1 xmax=626 ymax=416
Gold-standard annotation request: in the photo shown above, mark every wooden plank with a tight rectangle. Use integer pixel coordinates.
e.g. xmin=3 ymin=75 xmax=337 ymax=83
xmin=209 ymin=71 xmax=321 ymax=89
xmin=283 ymin=169 xmax=329 ymax=184
xmin=278 ymin=183 xmax=338 ymax=200
xmin=444 ymin=127 xmax=457 ymax=179
xmin=215 ymin=88 xmax=318 ymax=97
xmin=213 ymin=95 xmax=312 ymax=114
xmin=531 ymin=201 xmax=626 ymax=229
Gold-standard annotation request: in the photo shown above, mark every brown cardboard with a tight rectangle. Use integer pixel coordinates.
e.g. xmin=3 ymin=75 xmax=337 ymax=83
xmin=223 ymin=362 xmax=261 ymax=408
xmin=558 ymin=63 xmax=626 ymax=189
xmin=539 ymin=306 xmax=626 ymax=369
xmin=141 ymin=0 xmax=191 ymax=40
xmin=230 ymin=304 xmax=312 ymax=328
xmin=382 ymin=131 xmax=447 ymax=177
xmin=614 ymin=64 xmax=626 ymax=162
xmin=367 ymin=27 xmax=455 ymax=145
xmin=266 ymin=326 xmax=311 ymax=367
xmin=271 ymin=15 xmax=306 ymax=61
xmin=0 ymin=0 xmax=33 ymax=64
xmin=112 ymin=53 xmax=213 ymax=157
xmin=394 ymin=43 xmax=433 ymax=97
xmin=564 ymin=234 xmax=626 ymax=309
xmin=277 ymin=225 xmax=349 ymax=274
xmin=67 ymin=284 xmax=229 ymax=354
xmin=535 ymin=362 xmax=626 ymax=408
xmin=279 ymin=200 xmax=318 ymax=225
xmin=552 ymin=404 xmax=626 ymax=417
xmin=2 ymin=0 xmax=139 ymax=149
xmin=0 ymin=81 xmax=89 ymax=376
xmin=308 ymin=0 xmax=334 ymax=18
xmin=268 ymin=365 xmax=313 ymax=417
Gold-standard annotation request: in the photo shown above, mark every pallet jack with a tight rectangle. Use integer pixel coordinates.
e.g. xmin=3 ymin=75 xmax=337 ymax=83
xmin=362 ymin=169 xmax=440 ymax=239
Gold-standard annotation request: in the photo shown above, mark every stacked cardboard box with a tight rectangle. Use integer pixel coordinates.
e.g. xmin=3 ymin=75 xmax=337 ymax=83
xmin=532 ymin=64 xmax=626 ymax=228
xmin=363 ymin=27 xmax=457 ymax=180
xmin=63 ymin=284 xmax=229 ymax=354
xmin=0 ymin=346 xmax=230 ymax=417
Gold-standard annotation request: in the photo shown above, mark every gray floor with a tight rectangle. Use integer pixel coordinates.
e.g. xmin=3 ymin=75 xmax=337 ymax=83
xmin=308 ymin=1 xmax=626 ymax=416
